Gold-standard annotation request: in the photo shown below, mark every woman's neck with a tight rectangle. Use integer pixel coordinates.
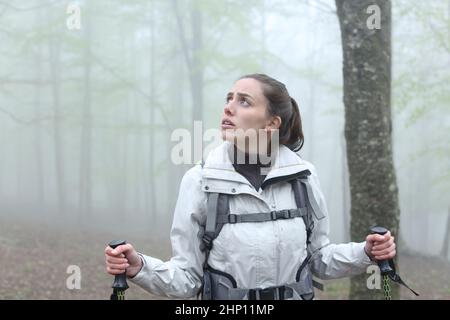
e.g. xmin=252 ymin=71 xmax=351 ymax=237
xmin=232 ymin=144 xmax=272 ymax=167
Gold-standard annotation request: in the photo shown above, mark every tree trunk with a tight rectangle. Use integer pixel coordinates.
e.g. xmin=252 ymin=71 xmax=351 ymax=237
xmin=165 ymin=43 xmax=187 ymax=235
xmin=147 ymin=0 xmax=157 ymax=225
xmin=190 ymin=5 xmax=203 ymax=124
xmin=116 ymin=111 xmax=128 ymax=218
xmin=112 ymin=27 xmax=130 ymax=220
xmin=172 ymin=0 xmax=204 ymax=133
xmin=169 ymin=0 xmax=205 ymax=229
xmin=130 ymin=34 xmax=142 ymax=220
xmin=33 ymin=17 xmax=45 ymax=210
xmin=336 ymin=0 xmax=400 ymax=299
xmin=48 ymin=29 xmax=66 ymax=215
xmin=79 ymin=6 xmax=93 ymax=223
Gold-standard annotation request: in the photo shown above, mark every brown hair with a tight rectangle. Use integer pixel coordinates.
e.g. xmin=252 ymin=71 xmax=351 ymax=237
xmin=238 ymin=73 xmax=304 ymax=151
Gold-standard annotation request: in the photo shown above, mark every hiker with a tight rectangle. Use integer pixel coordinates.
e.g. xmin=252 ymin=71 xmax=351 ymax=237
xmin=104 ymin=73 xmax=396 ymax=300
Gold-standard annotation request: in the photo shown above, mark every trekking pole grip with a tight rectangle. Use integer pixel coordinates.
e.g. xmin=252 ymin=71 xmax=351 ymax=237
xmin=109 ymin=240 xmax=129 ymax=292
xmin=369 ymin=226 xmax=394 ymax=275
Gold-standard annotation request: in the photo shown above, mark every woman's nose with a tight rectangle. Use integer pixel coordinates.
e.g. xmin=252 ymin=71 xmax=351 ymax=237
xmin=224 ymin=102 xmax=235 ymax=116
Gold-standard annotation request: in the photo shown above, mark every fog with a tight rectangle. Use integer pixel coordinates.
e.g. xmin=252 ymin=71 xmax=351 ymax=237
xmin=0 ymin=0 xmax=449 ymax=299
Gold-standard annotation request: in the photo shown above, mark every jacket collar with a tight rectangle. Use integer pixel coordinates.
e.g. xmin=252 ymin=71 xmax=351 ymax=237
xmin=202 ymin=141 xmax=312 ymax=189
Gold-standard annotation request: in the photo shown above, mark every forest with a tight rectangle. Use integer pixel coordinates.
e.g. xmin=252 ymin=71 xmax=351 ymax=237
xmin=0 ymin=0 xmax=449 ymax=300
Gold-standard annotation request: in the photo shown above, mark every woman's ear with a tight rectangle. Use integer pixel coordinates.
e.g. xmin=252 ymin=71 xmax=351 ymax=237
xmin=266 ymin=116 xmax=281 ymax=131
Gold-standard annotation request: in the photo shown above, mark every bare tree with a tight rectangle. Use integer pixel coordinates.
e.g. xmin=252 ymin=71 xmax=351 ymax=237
xmin=79 ymin=4 xmax=93 ymax=222
xmin=147 ymin=0 xmax=157 ymax=223
xmin=33 ymin=9 xmax=45 ymax=210
xmin=47 ymin=20 xmax=66 ymax=215
xmin=171 ymin=0 xmax=204 ymax=125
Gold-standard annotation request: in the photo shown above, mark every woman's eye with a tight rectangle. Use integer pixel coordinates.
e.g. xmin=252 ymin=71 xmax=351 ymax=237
xmin=239 ymin=98 xmax=250 ymax=107
xmin=225 ymin=96 xmax=232 ymax=103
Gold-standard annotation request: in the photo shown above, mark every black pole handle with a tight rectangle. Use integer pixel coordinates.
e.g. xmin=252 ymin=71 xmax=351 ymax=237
xmin=108 ymin=240 xmax=129 ymax=291
xmin=369 ymin=226 xmax=394 ymax=276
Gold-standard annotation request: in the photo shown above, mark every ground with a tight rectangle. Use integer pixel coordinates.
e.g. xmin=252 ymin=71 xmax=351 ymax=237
xmin=1 ymin=217 xmax=449 ymax=300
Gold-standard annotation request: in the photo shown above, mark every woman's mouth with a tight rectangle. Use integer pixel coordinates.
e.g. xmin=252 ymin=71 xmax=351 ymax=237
xmin=221 ymin=119 xmax=235 ymax=129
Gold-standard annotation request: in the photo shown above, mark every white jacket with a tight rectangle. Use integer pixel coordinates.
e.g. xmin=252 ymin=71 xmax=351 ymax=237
xmin=130 ymin=141 xmax=373 ymax=299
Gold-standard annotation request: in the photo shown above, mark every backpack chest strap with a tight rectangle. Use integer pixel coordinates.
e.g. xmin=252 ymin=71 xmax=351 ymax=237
xmin=216 ymin=207 xmax=308 ymax=224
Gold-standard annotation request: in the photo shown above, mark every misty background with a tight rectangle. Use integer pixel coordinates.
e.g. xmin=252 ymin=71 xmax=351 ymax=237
xmin=0 ymin=0 xmax=449 ymax=299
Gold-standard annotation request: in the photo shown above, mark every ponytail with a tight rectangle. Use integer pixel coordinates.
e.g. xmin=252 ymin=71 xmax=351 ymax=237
xmin=285 ymin=97 xmax=304 ymax=152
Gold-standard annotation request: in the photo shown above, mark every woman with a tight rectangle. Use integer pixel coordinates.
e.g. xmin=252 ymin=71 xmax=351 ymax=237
xmin=104 ymin=74 xmax=396 ymax=300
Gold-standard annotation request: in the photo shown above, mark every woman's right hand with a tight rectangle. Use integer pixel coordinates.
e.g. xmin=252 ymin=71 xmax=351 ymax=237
xmin=104 ymin=243 xmax=143 ymax=278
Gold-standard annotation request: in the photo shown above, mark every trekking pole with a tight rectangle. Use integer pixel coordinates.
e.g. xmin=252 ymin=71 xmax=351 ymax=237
xmin=108 ymin=240 xmax=129 ymax=300
xmin=370 ymin=226 xmax=419 ymax=300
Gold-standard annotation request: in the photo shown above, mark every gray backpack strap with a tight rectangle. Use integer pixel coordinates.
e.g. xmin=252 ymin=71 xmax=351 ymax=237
xmin=202 ymin=192 xmax=229 ymax=263
xmin=291 ymin=177 xmax=325 ymax=292
xmin=216 ymin=208 xmax=307 ymax=224
xmin=291 ymin=179 xmax=314 ymax=245
xmin=203 ymin=193 xmax=219 ymax=250
xmin=201 ymin=191 xmax=229 ymax=300
xmin=299 ymin=178 xmax=325 ymax=220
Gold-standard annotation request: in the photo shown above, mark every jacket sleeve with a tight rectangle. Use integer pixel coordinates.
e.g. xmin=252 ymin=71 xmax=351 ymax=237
xmin=129 ymin=166 xmax=207 ymax=298
xmin=306 ymin=165 xmax=374 ymax=280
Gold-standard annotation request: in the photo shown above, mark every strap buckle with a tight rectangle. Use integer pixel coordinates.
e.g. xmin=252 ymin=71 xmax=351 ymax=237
xmin=228 ymin=214 xmax=237 ymax=224
xmin=259 ymin=287 xmax=277 ymax=300
xmin=248 ymin=286 xmax=285 ymax=300
xmin=270 ymin=211 xmax=277 ymax=220
xmin=280 ymin=209 xmax=292 ymax=219
xmin=202 ymin=234 xmax=213 ymax=250
xmin=271 ymin=210 xmax=292 ymax=220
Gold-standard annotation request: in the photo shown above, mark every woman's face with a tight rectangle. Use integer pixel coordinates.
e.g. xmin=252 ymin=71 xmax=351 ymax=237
xmin=221 ymin=78 xmax=280 ymax=150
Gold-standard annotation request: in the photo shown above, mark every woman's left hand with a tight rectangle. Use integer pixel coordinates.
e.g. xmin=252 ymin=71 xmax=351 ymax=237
xmin=364 ymin=231 xmax=396 ymax=261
